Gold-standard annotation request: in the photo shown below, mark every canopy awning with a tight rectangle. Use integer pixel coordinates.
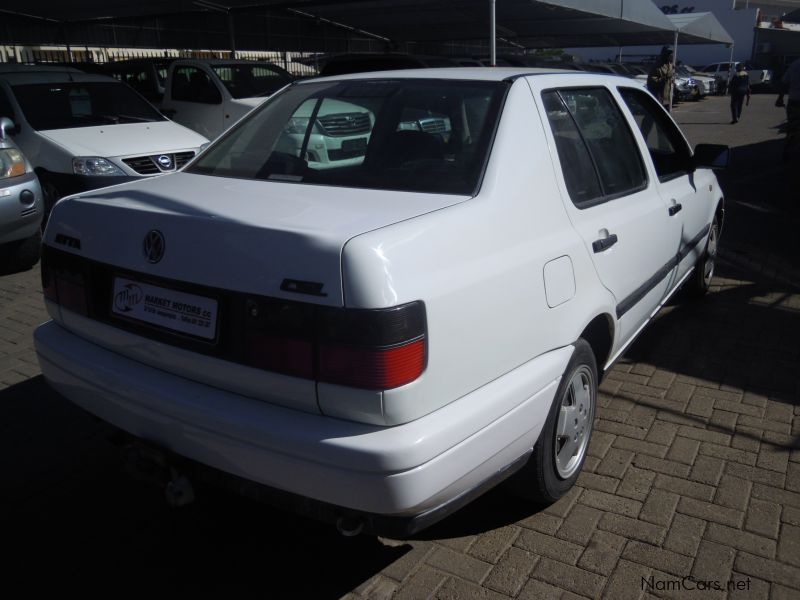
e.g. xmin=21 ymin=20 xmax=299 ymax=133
xmin=278 ymin=0 xmax=680 ymax=47
xmin=0 ymin=0 xmax=734 ymax=51
xmin=667 ymin=12 xmax=734 ymax=46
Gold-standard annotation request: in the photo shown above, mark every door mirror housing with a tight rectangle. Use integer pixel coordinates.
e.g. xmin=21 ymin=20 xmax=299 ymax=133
xmin=693 ymin=144 xmax=729 ymax=170
xmin=0 ymin=117 xmax=18 ymax=140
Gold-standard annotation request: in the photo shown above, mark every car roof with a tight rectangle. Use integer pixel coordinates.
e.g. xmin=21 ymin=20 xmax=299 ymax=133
xmin=0 ymin=65 xmax=116 ymax=85
xmin=303 ymin=67 xmax=616 ymax=84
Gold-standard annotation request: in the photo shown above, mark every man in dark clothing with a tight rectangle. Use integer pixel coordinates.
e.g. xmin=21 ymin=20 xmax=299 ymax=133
xmin=648 ymin=47 xmax=675 ymax=111
xmin=729 ymin=63 xmax=751 ymax=124
xmin=777 ymin=57 xmax=800 ymax=161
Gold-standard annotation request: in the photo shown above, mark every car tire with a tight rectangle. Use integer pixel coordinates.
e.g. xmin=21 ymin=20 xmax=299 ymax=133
xmin=0 ymin=230 xmax=41 ymax=274
xmin=508 ymin=339 xmax=597 ymax=504
xmin=686 ymin=215 xmax=719 ymax=298
xmin=41 ymin=178 xmax=61 ymax=225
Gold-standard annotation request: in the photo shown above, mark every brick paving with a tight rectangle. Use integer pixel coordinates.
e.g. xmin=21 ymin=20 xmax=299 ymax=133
xmin=0 ymin=95 xmax=798 ymax=597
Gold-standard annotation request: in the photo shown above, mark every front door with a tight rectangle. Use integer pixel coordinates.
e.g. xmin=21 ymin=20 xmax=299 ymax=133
xmin=617 ymin=86 xmax=714 ymax=285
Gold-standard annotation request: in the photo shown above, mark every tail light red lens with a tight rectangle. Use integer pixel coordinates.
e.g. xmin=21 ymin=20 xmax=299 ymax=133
xmin=318 ymin=338 xmax=426 ymax=390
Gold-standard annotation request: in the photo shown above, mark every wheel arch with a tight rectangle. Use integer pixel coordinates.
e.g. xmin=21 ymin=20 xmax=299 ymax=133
xmin=578 ymin=313 xmax=614 ymax=380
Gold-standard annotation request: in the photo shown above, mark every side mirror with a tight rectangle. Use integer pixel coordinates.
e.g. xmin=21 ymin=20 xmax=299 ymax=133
xmin=694 ymin=143 xmax=730 ymax=170
xmin=0 ymin=117 xmax=17 ymax=140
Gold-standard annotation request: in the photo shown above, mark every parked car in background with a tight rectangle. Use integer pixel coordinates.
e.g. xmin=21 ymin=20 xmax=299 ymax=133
xmin=677 ymin=64 xmax=714 ymax=96
xmin=104 ymin=58 xmax=176 ymax=105
xmin=36 ymin=68 xmax=727 ymax=535
xmin=627 ymin=65 xmax=700 ymax=102
xmin=699 ymin=61 xmax=772 ymax=93
xmin=0 ymin=117 xmax=42 ymax=271
xmin=160 ymin=59 xmax=294 ymax=139
xmin=0 ymin=65 xmax=208 ymax=214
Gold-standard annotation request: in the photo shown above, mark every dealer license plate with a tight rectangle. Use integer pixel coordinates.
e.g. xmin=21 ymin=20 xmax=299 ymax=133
xmin=111 ymin=277 xmax=218 ymax=340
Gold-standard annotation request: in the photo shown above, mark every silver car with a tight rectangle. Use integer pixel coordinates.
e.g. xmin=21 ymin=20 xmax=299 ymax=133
xmin=0 ymin=117 xmax=42 ymax=271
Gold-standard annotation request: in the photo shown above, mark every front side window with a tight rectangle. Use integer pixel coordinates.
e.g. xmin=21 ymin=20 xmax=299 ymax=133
xmin=211 ymin=64 xmax=292 ymax=99
xmin=542 ymin=87 xmax=647 ymax=207
xmin=618 ymin=87 xmax=692 ymax=181
xmin=188 ymin=79 xmax=506 ymax=195
xmin=11 ymin=82 xmax=165 ymax=130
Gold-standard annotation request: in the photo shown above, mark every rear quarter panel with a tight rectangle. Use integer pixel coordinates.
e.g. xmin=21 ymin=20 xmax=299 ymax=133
xmin=342 ymin=79 xmax=615 ymax=425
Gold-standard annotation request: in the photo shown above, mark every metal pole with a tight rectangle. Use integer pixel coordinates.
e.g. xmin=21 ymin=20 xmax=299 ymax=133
xmin=228 ymin=11 xmax=236 ymax=59
xmin=490 ymin=0 xmax=496 ymax=67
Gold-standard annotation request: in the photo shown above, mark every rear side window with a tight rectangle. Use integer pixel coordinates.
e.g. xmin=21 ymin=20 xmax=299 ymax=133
xmin=543 ymin=88 xmax=647 ymax=207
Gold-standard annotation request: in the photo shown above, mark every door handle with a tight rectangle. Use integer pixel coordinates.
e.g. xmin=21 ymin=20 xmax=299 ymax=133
xmin=592 ymin=233 xmax=618 ymax=253
xmin=669 ymin=203 xmax=683 ymax=216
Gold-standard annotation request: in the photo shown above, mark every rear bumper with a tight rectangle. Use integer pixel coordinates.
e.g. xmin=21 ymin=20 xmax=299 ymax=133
xmin=34 ymin=319 xmax=568 ymax=524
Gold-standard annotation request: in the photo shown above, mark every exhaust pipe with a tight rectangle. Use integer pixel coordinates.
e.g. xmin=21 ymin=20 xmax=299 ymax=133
xmin=336 ymin=515 xmax=364 ymax=537
xmin=165 ymin=470 xmax=195 ymax=508
xmin=123 ymin=440 xmax=195 ymax=508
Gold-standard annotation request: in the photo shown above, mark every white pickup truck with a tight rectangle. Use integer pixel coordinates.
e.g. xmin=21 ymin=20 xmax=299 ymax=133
xmin=160 ymin=59 xmax=294 ymax=140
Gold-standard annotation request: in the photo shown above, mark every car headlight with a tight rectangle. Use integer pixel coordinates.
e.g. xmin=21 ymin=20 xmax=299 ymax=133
xmin=0 ymin=148 xmax=26 ymax=179
xmin=72 ymin=157 xmax=125 ymax=176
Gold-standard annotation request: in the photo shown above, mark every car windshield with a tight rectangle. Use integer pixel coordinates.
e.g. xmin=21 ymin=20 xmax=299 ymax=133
xmin=211 ymin=63 xmax=293 ymax=99
xmin=11 ymin=81 xmax=165 ymax=130
xmin=188 ymin=79 xmax=507 ymax=195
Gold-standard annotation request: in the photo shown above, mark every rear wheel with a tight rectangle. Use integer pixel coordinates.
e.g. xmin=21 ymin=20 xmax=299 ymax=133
xmin=509 ymin=339 xmax=597 ymax=503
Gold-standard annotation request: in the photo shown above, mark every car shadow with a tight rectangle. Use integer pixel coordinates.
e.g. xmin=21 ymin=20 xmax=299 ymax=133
xmin=0 ymin=375 xmax=409 ymax=596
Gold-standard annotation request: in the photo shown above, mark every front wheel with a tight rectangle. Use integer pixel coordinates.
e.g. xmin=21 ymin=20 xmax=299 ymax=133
xmin=686 ymin=215 xmax=719 ymax=298
xmin=508 ymin=339 xmax=597 ymax=504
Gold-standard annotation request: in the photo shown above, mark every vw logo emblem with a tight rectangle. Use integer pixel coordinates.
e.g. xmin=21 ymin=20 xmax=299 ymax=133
xmin=156 ymin=154 xmax=173 ymax=170
xmin=143 ymin=230 xmax=166 ymax=264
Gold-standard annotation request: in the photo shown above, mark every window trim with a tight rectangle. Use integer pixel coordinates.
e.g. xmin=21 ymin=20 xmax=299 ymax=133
xmin=541 ymin=85 xmax=650 ymax=210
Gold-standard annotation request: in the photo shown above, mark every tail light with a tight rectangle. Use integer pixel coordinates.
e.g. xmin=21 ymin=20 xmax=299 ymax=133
xmin=42 ymin=245 xmax=427 ymax=391
xmin=244 ymin=299 xmax=427 ymax=390
xmin=41 ymin=248 xmax=88 ymax=315
xmin=317 ymin=303 xmax=427 ymax=390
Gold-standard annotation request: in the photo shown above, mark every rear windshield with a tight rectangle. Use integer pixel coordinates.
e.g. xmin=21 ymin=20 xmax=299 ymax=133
xmin=12 ymin=82 xmax=165 ymax=130
xmin=211 ymin=63 xmax=293 ymax=98
xmin=188 ymin=79 xmax=507 ymax=195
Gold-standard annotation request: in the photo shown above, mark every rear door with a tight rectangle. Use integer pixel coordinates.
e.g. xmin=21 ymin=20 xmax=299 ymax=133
xmin=531 ymin=79 xmax=677 ymax=346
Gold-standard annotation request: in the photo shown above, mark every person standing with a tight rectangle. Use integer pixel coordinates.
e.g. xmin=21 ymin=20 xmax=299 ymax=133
xmin=729 ymin=63 xmax=751 ymax=124
xmin=648 ymin=47 xmax=675 ymax=112
xmin=776 ymin=57 xmax=800 ymax=161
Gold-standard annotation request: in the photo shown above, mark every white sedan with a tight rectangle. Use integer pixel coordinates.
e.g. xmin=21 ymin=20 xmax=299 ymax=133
xmin=34 ymin=68 xmax=727 ymax=536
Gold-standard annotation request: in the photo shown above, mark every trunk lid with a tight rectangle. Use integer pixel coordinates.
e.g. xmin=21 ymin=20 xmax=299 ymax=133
xmin=45 ymin=171 xmax=467 ymax=306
